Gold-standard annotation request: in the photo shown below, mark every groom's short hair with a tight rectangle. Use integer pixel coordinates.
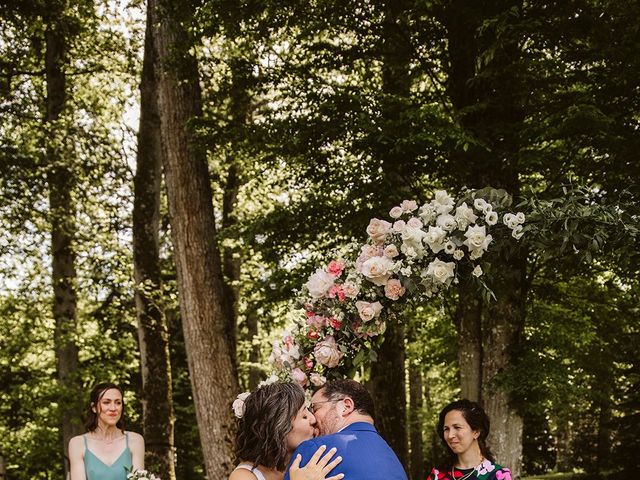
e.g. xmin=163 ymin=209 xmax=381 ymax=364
xmin=322 ymin=379 xmax=376 ymax=421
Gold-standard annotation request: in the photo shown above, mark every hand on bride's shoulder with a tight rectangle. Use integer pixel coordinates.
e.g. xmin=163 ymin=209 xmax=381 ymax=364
xmin=289 ymin=445 xmax=344 ymax=480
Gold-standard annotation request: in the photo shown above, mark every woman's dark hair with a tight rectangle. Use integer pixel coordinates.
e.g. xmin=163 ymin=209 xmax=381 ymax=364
xmin=235 ymin=382 xmax=306 ymax=470
xmin=84 ymin=382 xmax=126 ymax=432
xmin=437 ymin=399 xmax=494 ymax=465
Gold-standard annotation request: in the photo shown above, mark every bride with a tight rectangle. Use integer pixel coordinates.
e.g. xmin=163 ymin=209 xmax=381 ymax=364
xmin=230 ymin=382 xmax=344 ymax=480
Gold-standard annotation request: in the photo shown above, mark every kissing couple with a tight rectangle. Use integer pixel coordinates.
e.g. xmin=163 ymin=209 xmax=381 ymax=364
xmin=229 ymin=379 xmax=408 ymax=480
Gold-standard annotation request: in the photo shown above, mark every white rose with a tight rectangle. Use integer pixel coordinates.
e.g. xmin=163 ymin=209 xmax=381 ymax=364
xmin=400 ymin=265 xmax=412 ymax=276
xmin=472 ymin=265 xmax=483 ymax=277
xmin=464 ymin=225 xmax=492 ymax=255
xmin=469 ymin=249 xmax=483 ymax=260
xmin=305 ymin=268 xmax=335 ymax=298
xmin=482 ymin=203 xmax=493 ymax=215
xmin=361 ymin=256 xmax=395 ymax=285
xmin=384 ymin=244 xmax=399 ymax=258
xmin=355 ymin=244 xmax=382 ymax=272
xmin=454 ymin=202 xmax=478 ymax=230
xmin=419 ymin=203 xmax=437 ymax=223
xmin=389 ymin=206 xmax=404 ymax=218
xmin=433 ymin=190 xmax=455 ymax=214
xmin=402 ymin=225 xmax=427 ymax=247
xmin=355 ymin=300 xmax=383 ymax=322
xmin=485 ymin=211 xmax=498 ymax=225
xmin=516 ymin=212 xmax=525 ymax=224
xmin=366 ymin=218 xmax=392 ymax=244
xmin=426 ymin=259 xmax=456 ymax=284
xmin=423 ymin=226 xmax=447 ymax=253
xmin=436 ymin=213 xmax=457 ymax=231
xmin=314 ymin=335 xmax=343 ymax=368
xmin=453 ymin=249 xmax=464 ymax=260
xmin=232 ymin=391 xmax=251 ymax=418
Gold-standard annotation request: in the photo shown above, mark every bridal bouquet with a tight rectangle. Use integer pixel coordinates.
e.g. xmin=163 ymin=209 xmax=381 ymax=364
xmin=268 ymin=188 xmax=526 ymax=386
xmin=127 ymin=470 xmax=161 ymax=480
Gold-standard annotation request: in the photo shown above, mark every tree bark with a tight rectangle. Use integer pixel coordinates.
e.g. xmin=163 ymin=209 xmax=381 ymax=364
xmin=133 ymin=2 xmax=176 ymax=477
xmin=150 ymin=0 xmax=239 ymax=476
xmin=454 ymin=284 xmax=483 ymax=402
xmin=408 ymin=362 xmax=425 ymax=480
xmin=45 ymin=15 xmax=82 ymax=478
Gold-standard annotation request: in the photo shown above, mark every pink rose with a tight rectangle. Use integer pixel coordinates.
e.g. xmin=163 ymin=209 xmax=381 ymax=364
xmin=327 ymin=285 xmax=346 ymax=301
xmin=355 ymin=300 xmax=383 ymax=322
xmin=310 ymin=373 xmax=327 ymax=387
xmin=329 ymin=317 xmax=342 ymax=330
xmin=401 ymin=200 xmax=418 ymax=212
xmin=407 ymin=217 xmax=423 ymax=229
xmin=314 ymin=335 xmax=343 ymax=368
xmin=366 ymin=218 xmax=392 ymax=244
xmin=303 ymin=357 xmax=314 ymax=370
xmin=355 ymin=244 xmax=383 ymax=272
xmin=342 ymin=281 xmax=360 ymax=298
xmin=384 ymin=244 xmax=399 ymax=258
xmin=306 ymin=315 xmax=327 ymax=329
xmin=389 ymin=206 xmax=404 ymax=218
xmin=392 ymin=220 xmax=406 ymax=233
xmin=384 ymin=278 xmax=406 ymax=300
xmin=307 ymin=329 xmax=320 ymax=340
xmin=327 ymin=260 xmax=345 ymax=277
xmin=292 ymin=368 xmax=308 ymax=387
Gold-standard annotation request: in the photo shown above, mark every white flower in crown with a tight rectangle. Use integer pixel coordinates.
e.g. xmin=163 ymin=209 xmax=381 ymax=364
xmin=258 ymin=374 xmax=279 ymax=388
xmin=232 ymin=391 xmax=251 ymax=418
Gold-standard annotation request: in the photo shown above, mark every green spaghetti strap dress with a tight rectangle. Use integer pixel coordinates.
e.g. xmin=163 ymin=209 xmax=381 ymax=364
xmin=84 ymin=432 xmax=133 ymax=480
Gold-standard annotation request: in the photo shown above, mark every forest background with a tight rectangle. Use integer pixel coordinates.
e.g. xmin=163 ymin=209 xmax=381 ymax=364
xmin=0 ymin=0 xmax=638 ymax=479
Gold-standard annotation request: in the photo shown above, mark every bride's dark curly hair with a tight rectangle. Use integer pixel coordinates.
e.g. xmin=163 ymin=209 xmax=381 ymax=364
xmin=235 ymin=382 xmax=306 ymax=471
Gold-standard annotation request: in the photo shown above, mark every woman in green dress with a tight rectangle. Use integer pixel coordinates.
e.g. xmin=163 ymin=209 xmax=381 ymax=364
xmin=69 ymin=382 xmax=145 ymax=480
xmin=427 ymin=400 xmax=511 ymax=480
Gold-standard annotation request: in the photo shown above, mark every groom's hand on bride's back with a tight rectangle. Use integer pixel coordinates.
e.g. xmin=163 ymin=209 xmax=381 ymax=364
xmin=289 ymin=444 xmax=344 ymax=480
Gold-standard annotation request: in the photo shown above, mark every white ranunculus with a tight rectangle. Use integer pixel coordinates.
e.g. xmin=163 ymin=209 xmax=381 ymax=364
xmin=426 ymin=259 xmax=456 ymax=284
xmin=474 ymin=198 xmax=487 ymax=211
xmin=366 ymin=218 xmax=392 ymax=244
xmin=361 ymin=256 xmax=394 ymax=286
xmin=516 ymin=212 xmax=526 ymax=224
xmin=436 ymin=213 xmax=457 ymax=231
xmin=503 ymin=213 xmax=519 ymax=229
xmin=314 ymin=335 xmax=343 ymax=368
xmin=472 ymin=265 xmax=483 ymax=277
xmin=454 ymin=202 xmax=478 ymax=230
xmin=512 ymin=224 xmax=524 ymax=239
xmin=464 ymin=225 xmax=493 ymax=255
xmin=453 ymin=249 xmax=465 ymax=260
xmin=355 ymin=300 xmax=383 ymax=322
xmin=482 ymin=203 xmax=493 ymax=215
xmin=423 ymin=225 xmax=447 ymax=253
xmin=306 ymin=268 xmax=335 ymax=298
xmin=485 ymin=211 xmax=498 ymax=225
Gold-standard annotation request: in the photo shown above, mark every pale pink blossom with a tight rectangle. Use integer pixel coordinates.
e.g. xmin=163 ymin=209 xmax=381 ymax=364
xmin=355 ymin=300 xmax=383 ymax=322
xmin=401 ymin=200 xmax=418 ymax=212
xmin=327 ymin=260 xmax=346 ymax=277
xmin=361 ymin=256 xmax=394 ymax=286
xmin=384 ymin=278 xmax=406 ymax=300
xmin=383 ymin=244 xmax=399 ymax=258
xmin=342 ymin=281 xmax=360 ymax=298
xmin=389 ymin=206 xmax=404 ymax=218
xmin=314 ymin=335 xmax=343 ymax=368
xmin=366 ymin=218 xmax=392 ymax=244
xmin=393 ymin=220 xmax=406 ymax=233
xmin=310 ymin=373 xmax=327 ymax=387
xmin=306 ymin=268 xmax=335 ymax=298
xmin=291 ymin=368 xmax=308 ymax=387
xmin=407 ymin=217 xmax=423 ymax=229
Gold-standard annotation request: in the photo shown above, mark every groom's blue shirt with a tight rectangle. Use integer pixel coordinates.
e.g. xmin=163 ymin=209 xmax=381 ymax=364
xmin=285 ymin=422 xmax=408 ymax=480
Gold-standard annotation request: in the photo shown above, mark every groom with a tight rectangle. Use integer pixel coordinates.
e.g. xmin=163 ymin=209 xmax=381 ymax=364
xmin=285 ymin=379 xmax=408 ymax=480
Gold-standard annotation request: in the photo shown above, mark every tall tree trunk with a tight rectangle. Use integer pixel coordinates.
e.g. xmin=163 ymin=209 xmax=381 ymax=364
xmin=133 ymin=2 xmax=175 ymax=477
xmin=368 ymin=0 xmax=414 ymax=465
xmin=454 ymin=284 xmax=483 ymax=402
xmin=408 ymin=362 xmax=425 ymax=480
xmin=150 ymin=0 xmax=239 ymax=477
xmin=45 ymin=15 xmax=82 ymax=478
xmin=246 ymin=309 xmax=262 ymax=390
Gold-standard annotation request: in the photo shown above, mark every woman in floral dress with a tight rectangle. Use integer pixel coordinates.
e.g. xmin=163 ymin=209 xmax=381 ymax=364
xmin=427 ymin=400 xmax=511 ymax=480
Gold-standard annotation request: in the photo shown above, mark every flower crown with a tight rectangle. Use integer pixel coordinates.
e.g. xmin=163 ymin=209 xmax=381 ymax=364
xmin=231 ymin=374 xmax=280 ymax=418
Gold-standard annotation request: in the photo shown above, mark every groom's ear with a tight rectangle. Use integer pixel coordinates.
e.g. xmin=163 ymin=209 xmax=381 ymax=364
xmin=342 ymin=396 xmax=355 ymax=416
